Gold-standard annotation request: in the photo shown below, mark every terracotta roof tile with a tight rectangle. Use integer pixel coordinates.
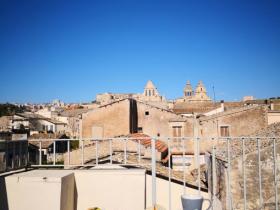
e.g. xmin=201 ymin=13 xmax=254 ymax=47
xmin=128 ymin=133 xmax=168 ymax=153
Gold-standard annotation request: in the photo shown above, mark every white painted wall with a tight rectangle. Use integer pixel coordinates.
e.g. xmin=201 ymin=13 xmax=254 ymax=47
xmin=3 ymin=169 xmax=212 ymax=210
xmin=73 ymin=169 xmax=146 ymax=210
xmin=36 ymin=108 xmax=52 ymax=118
xmin=5 ymin=170 xmax=75 ymax=210
xmin=268 ymin=112 xmax=280 ymax=125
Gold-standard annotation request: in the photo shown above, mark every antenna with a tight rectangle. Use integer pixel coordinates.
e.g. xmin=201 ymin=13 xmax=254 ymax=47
xmin=212 ymin=85 xmax=219 ymax=137
xmin=212 ymin=85 xmax=216 ymax=103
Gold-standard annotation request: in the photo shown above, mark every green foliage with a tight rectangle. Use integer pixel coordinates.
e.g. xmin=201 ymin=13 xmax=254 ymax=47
xmin=70 ymin=140 xmax=80 ymax=150
xmin=0 ymin=103 xmax=28 ymax=117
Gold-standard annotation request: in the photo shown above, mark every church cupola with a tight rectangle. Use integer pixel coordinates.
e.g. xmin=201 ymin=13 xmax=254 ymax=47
xmin=184 ymin=80 xmax=193 ymax=98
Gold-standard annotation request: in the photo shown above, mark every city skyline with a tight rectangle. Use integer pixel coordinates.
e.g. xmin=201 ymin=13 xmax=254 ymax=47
xmin=0 ymin=0 xmax=280 ymax=103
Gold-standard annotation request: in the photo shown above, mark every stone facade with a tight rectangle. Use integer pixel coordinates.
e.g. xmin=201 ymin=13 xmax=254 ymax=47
xmin=81 ymin=98 xmax=197 ymax=152
xmin=0 ymin=116 xmax=12 ymax=132
xmin=81 ymin=99 xmax=130 ymax=139
xmin=136 ymin=101 xmax=193 ymax=138
xmin=209 ymin=123 xmax=280 ymax=210
xmin=199 ymin=105 xmax=268 ymax=138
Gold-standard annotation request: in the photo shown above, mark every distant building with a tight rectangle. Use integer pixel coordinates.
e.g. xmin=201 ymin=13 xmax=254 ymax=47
xmin=52 ymin=99 xmax=65 ymax=107
xmin=0 ymin=116 xmax=12 ymax=132
xmin=243 ymin=96 xmax=254 ymax=101
xmin=177 ymin=80 xmax=211 ymax=103
xmin=12 ymin=113 xmax=66 ymax=134
xmin=96 ymin=80 xmax=166 ymax=106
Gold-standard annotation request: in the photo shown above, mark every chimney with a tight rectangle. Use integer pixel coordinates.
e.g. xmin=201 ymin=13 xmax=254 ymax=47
xmin=220 ymin=100 xmax=224 ymax=111
xmin=271 ymin=100 xmax=274 ymax=111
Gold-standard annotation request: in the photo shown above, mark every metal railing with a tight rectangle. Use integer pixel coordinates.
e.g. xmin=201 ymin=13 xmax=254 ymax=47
xmin=1 ymin=136 xmax=280 ymax=210
xmin=0 ymin=139 xmax=28 ymax=173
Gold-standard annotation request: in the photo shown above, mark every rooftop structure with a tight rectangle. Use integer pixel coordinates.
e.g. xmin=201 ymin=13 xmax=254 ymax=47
xmin=1 ymin=122 xmax=280 ymax=210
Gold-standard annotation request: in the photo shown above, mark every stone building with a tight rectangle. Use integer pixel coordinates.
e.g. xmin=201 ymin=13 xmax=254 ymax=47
xmin=198 ymin=105 xmax=268 ymax=138
xmin=81 ymin=98 xmax=194 ymax=145
xmin=0 ymin=116 xmax=12 ymax=132
xmin=55 ymin=109 xmax=89 ymax=138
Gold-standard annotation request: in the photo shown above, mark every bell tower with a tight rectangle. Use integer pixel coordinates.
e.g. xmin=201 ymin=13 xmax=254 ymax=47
xmin=184 ymin=80 xmax=193 ymax=98
xmin=143 ymin=80 xmax=159 ymax=97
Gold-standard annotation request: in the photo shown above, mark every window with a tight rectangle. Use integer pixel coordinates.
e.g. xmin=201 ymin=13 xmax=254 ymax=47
xmin=220 ymin=126 xmax=230 ymax=137
xmin=172 ymin=126 xmax=182 ymax=137
xmin=145 ymin=111 xmax=149 ymax=116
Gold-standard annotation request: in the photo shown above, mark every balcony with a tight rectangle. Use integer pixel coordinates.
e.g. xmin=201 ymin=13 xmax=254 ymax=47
xmin=0 ymin=136 xmax=280 ymax=210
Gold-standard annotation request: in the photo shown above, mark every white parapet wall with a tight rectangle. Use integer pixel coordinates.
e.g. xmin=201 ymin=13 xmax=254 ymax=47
xmin=73 ymin=167 xmax=146 ymax=210
xmin=3 ymin=167 xmax=146 ymax=210
xmin=3 ymin=167 xmax=212 ymax=210
xmin=5 ymin=170 xmax=75 ymax=210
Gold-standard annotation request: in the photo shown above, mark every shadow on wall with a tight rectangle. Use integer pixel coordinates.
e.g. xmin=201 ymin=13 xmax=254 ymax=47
xmin=74 ymin=178 xmax=78 ymax=210
xmin=0 ymin=175 xmax=9 ymax=210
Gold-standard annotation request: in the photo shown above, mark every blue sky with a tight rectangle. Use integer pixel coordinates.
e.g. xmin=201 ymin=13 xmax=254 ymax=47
xmin=0 ymin=0 xmax=279 ymax=103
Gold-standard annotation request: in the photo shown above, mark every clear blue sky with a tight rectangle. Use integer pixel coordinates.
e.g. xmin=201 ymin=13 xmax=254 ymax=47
xmin=0 ymin=0 xmax=279 ymax=103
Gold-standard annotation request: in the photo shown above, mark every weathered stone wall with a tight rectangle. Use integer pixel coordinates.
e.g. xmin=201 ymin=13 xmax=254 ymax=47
xmin=137 ymin=101 xmax=193 ymax=138
xmin=0 ymin=116 xmax=11 ymax=132
xmin=200 ymin=106 xmax=268 ymax=137
xmin=212 ymin=141 xmax=280 ymax=210
xmin=81 ymin=99 xmax=130 ymax=138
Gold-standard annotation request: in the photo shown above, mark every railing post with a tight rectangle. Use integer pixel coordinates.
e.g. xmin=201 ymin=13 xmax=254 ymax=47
xmin=95 ymin=140 xmax=98 ymax=166
xmin=227 ymin=137 xmax=232 ymax=210
xmin=212 ymin=145 xmax=216 ymax=210
xmin=197 ymin=137 xmax=201 ymax=194
xmin=273 ymin=138 xmax=278 ymax=210
xmin=19 ymin=141 xmax=22 ymax=167
xmin=138 ymin=139 xmax=141 ymax=164
xmin=67 ymin=140 xmax=70 ymax=166
xmin=110 ymin=139 xmax=112 ymax=164
xmin=124 ymin=138 xmax=127 ymax=164
xmin=25 ymin=141 xmax=28 ymax=166
xmin=168 ymin=138 xmax=172 ymax=210
xmin=182 ymin=137 xmax=186 ymax=195
xmin=39 ymin=141 xmax=42 ymax=165
xmin=151 ymin=137 xmax=157 ymax=209
xmin=257 ymin=138 xmax=263 ymax=209
xmin=53 ymin=140 xmax=56 ymax=165
xmin=4 ymin=141 xmax=8 ymax=172
xmin=81 ymin=140 xmax=84 ymax=165
xmin=242 ymin=137 xmax=247 ymax=210
xmin=12 ymin=141 xmax=15 ymax=169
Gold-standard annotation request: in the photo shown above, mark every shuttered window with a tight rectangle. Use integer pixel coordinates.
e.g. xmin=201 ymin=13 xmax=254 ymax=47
xmin=220 ymin=126 xmax=230 ymax=137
